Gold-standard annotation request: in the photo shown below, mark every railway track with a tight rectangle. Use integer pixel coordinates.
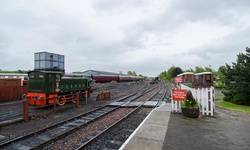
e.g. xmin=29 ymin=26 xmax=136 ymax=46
xmin=0 ymin=82 xmax=146 ymax=127
xmin=0 ymin=83 xmax=161 ymax=149
xmin=79 ymin=83 xmax=167 ymax=150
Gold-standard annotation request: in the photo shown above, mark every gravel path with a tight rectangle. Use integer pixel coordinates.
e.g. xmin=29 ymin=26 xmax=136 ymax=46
xmin=163 ymin=106 xmax=250 ymax=150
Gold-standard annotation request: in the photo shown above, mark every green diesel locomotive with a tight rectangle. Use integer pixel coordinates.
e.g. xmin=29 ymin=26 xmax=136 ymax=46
xmin=26 ymin=70 xmax=91 ymax=106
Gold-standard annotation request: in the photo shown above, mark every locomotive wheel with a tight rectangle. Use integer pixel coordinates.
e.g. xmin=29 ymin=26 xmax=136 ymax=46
xmin=58 ymin=96 xmax=66 ymax=106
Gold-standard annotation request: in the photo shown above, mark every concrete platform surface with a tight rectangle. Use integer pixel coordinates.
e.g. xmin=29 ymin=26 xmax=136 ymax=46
xmin=120 ymin=102 xmax=250 ymax=150
xmin=119 ymin=102 xmax=171 ymax=150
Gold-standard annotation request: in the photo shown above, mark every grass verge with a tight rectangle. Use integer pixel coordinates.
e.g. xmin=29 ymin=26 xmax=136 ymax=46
xmin=215 ymin=94 xmax=224 ymax=99
xmin=216 ymin=101 xmax=250 ymax=114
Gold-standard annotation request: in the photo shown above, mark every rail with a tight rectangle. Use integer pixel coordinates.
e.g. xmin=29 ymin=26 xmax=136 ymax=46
xmin=76 ymin=84 xmax=167 ymax=149
xmin=0 ymin=84 xmax=162 ymax=149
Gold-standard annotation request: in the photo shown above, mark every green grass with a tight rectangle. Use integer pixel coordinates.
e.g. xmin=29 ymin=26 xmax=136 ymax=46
xmin=216 ymin=101 xmax=250 ymax=114
xmin=215 ymin=94 xmax=224 ymax=99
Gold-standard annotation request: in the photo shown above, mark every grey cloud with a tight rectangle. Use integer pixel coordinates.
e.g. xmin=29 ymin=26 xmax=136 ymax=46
xmin=91 ymin=0 xmax=147 ymax=13
xmin=170 ymin=0 xmax=250 ymax=23
xmin=126 ymin=0 xmax=250 ymax=34
xmin=187 ymin=26 xmax=250 ymax=59
xmin=0 ymin=0 xmax=250 ymax=76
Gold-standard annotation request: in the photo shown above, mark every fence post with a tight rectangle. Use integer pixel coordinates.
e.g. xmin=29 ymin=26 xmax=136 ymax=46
xmin=53 ymin=96 xmax=57 ymax=113
xmin=23 ymin=99 xmax=29 ymax=122
xmin=206 ymin=88 xmax=209 ymax=115
xmin=85 ymin=91 xmax=88 ymax=105
xmin=75 ymin=92 xmax=80 ymax=108
xmin=197 ymin=88 xmax=200 ymax=105
xmin=212 ymin=87 xmax=215 ymax=110
xmin=210 ymin=87 xmax=214 ymax=116
xmin=201 ymin=88 xmax=205 ymax=115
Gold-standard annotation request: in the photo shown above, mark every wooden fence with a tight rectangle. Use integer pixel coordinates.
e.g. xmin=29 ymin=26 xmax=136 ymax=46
xmin=0 ymin=86 xmax=28 ymax=101
xmin=171 ymin=84 xmax=215 ymax=116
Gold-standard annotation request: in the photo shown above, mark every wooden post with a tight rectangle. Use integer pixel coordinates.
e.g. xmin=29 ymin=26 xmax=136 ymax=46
xmin=23 ymin=99 xmax=29 ymax=122
xmin=85 ymin=91 xmax=88 ymax=105
xmin=53 ymin=96 xmax=57 ymax=113
xmin=75 ymin=92 xmax=80 ymax=108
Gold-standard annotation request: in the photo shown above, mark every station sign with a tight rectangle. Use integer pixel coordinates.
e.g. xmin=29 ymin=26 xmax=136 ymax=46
xmin=174 ymin=77 xmax=183 ymax=83
xmin=172 ymin=89 xmax=187 ymax=101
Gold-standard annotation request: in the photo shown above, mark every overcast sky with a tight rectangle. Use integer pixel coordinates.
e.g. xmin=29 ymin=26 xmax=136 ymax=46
xmin=1 ymin=0 xmax=250 ymax=77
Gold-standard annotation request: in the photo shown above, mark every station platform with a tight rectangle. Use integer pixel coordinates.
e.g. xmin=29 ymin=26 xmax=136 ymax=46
xmin=119 ymin=102 xmax=172 ymax=150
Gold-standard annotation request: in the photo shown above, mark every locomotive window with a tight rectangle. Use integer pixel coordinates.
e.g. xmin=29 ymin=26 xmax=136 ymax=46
xmin=71 ymin=84 xmax=73 ymax=88
xmin=75 ymin=84 xmax=77 ymax=88
xmin=55 ymin=74 xmax=61 ymax=81
xmin=66 ymin=85 xmax=68 ymax=89
xmin=29 ymin=73 xmax=34 ymax=78
xmin=39 ymin=73 xmax=44 ymax=78
xmin=79 ymin=84 xmax=81 ymax=87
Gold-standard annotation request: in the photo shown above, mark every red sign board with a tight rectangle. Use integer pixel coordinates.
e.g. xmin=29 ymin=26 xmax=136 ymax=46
xmin=174 ymin=77 xmax=183 ymax=83
xmin=172 ymin=89 xmax=187 ymax=101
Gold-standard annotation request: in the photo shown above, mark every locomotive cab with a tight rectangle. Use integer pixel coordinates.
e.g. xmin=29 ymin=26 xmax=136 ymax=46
xmin=28 ymin=70 xmax=62 ymax=94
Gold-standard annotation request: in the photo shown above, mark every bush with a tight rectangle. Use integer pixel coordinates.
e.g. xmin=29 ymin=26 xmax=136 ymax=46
xmin=232 ymin=94 xmax=250 ymax=105
xmin=223 ymin=95 xmax=232 ymax=102
xmin=214 ymin=81 xmax=226 ymax=90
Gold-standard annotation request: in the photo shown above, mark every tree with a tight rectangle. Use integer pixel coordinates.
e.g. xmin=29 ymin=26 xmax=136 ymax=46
xmin=194 ymin=66 xmax=206 ymax=73
xmin=223 ymin=47 xmax=250 ymax=105
xmin=204 ymin=67 xmax=212 ymax=72
xmin=172 ymin=67 xmax=183 ymax=77
xmin=213 ymin=65 xmax=228 ymax=89
xmin=159 ymin=66 xmax=183 ymax=81
xmin=127 ymin=71 xmax=138 ymax=76
xmin=159 ymin=71 xmax=168 ymax=80
xmin=166 ymin=66 xmax=176 ymax=80
xmin=127 ymin=71 xmax=132 ymax=75
xmin=185 ymin=68 xmax=194 ymax=72
xmin=132 ymin=71 xmax=137 ymax=76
